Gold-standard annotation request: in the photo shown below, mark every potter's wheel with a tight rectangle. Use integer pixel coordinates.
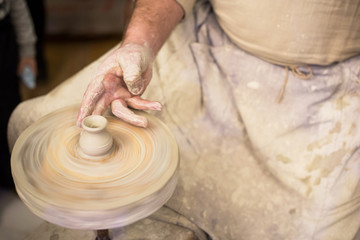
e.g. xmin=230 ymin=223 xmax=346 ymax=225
xmin=11 ymin=105 xmax=178 ymax=230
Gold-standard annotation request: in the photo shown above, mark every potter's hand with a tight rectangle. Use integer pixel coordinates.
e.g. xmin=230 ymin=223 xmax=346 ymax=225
xmin=76 ymin=43 xmax=162 ymax=128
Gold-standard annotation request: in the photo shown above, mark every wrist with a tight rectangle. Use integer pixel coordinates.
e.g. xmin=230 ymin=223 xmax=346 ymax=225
xmin=122 ymin=27 xmax=159 ymax=57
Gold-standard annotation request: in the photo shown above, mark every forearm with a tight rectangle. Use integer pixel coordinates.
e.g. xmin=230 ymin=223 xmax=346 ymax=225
xmin=122 ymin=0 xmax=184 ymax=56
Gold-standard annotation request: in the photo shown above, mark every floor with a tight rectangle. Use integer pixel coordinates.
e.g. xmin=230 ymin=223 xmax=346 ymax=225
xmin=0 ymin=190 xmax=43 ymax=240
xmin=1 ymin=36 xmax=120 ymax=240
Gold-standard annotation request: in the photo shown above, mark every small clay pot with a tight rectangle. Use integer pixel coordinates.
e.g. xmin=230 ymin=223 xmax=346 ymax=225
xmin=79 ymin=115 xmax=113 ymax=157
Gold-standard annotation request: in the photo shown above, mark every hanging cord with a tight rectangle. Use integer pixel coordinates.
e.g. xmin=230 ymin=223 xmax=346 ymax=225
xmin=277 ymin=65 xmax=313 ymax=103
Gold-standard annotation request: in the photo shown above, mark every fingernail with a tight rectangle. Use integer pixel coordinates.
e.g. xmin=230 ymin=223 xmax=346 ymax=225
xmin=130 ymin=85 xmax=143 ymax=95
xmin=136 ymin=118 xmax=148 ymax=128
xmin=152 ymin=102 xmax=162 ymax=111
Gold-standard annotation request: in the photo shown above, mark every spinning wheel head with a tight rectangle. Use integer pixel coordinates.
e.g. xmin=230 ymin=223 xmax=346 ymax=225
xmin=11 ymin=105 xmax=179 ymax=229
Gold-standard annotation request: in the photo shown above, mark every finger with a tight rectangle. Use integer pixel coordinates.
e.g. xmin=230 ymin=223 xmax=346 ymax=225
xmin=92 ymin=96 xmax=109 ymax=116
xmin=125 ymin=96 xmax=162 ymax=111
xmin=122 ymin=65 xmax=144 ymax=95
xmin=76 ymin=78 xmax=104 ymax=127
xmin=101 ymin=71 xmax=132 ymax=100
xmin=111 ymin=99 xmax=148 ymax=128
xmin=98 ymin=55 xmax=123 ymax=78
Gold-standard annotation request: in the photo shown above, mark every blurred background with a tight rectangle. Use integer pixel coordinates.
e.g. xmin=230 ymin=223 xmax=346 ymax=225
xmin=21 ymin=0 xmax=134 ymax=100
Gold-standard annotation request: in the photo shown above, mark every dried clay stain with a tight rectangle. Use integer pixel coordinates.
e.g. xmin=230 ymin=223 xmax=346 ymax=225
xmin=348 ymin=123 xmax=357 ymax=136
xmin=306 ymin=149 xmax=347 ymax=178
xmin=329 ymin=121 xmax=341 ymax=134
xmin=299 ymin=176 xmax=311 ymax=185
xmin=307 ymin=122 xmax=341 ymax=151
xmin=302 ymin=138 xmax=347 ymax=197
xmin=307 ymin=136 xmax=332 ymax=151
xmin=335 ymin=95 xmax=350 ymax=110
xmin=276 ymin=154 xmax=292 ymax=164
xmin=297 ymin=175 xmax=320 ymax=197
xmin=301 ymin=152 xmax=343 ymax=197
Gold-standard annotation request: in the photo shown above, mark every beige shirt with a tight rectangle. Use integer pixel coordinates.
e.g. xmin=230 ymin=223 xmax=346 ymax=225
xmin=176 ymin=0 xmax=360 ymax=66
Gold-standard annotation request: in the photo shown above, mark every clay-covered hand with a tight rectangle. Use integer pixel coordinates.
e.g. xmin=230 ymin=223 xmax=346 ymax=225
xmin=76 ymin=43 xmax=162 ymax=128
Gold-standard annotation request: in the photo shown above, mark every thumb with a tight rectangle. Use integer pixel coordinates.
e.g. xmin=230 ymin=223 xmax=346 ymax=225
xmin=120 ymin=43 xmax=153 ymax=95
xmin=122 ymin=64 xmax=145 ymax=95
